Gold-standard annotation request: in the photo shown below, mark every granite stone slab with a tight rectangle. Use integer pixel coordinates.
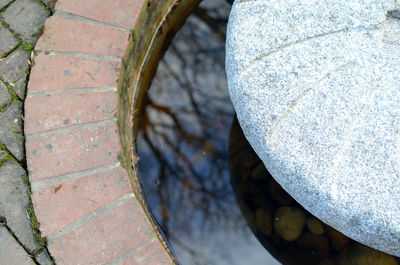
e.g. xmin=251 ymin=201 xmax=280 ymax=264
xmin=0 ymin=161 xmax=42 ymax=253
xmin=0 ymin=82 xmax=11 ymax=109
xmin=226 ymin=0 xmax=400 ymax=256
xmin=0 ymin=0 xmax=12 ymax=9
xmin=0 ymin=149 xmax=5 ymax=161
xmin=0 ymin=226 xmax=35 ymax=265
xmin=3 ymin=0 xmax=50 ymax=45
xmin=0 ymin=101 xmax=24 ymax=160
xmin=0 ymin=47 xmax=30 ymax=99
xmin=0 ymin=25 xmax=19 ymax=56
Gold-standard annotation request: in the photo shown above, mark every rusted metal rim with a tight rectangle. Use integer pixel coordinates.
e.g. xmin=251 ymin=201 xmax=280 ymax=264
xmin=117 ymin=0 xmax=202 ymax=263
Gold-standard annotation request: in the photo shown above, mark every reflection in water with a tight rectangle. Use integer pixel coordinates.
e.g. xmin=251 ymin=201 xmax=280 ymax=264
xmin=136 ymin=0 xmax=400 ymax=264
xmin=229 ymin=117 xmax=400 ymax=265
xmin=136 ymin=1 xmax=278 ymax=264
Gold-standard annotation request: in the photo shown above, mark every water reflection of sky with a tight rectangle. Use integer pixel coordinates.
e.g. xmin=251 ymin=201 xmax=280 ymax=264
xmin=136 ymin=0 xmax=280 ymax=264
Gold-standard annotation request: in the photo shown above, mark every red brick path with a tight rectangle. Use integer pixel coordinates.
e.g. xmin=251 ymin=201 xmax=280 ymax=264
xmin=24 ymin=0 xmax=173 ymax=264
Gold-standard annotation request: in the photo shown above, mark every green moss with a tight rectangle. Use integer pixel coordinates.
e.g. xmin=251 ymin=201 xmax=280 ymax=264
xmin=26 ymin=204 xmax=47 ymax=247
xmin=1 ymin=21 xmax=8 ymax=29
xmin=11 ymin=90 xmax=22 ymax=102
xmin=0 ymin=143 xmax=13 ymax=162
xmin=0 ymin=216 xmax=6 ymax=224
xmin=19 ymin=146 xmax=47 ymax=248
xmin=25 ymin=205 xmax=38 ymax=229
xmin=0 ymin=21 xmax=24 ymax=43
xmin=36 ymin=0 xmax=48 ymax=9
xmin=22 ymin=42 xmax=33 ymax=51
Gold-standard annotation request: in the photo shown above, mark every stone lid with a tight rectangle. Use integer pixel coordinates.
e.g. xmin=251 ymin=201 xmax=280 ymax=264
xmin=226 ymin=0 xmax=400 ymax=256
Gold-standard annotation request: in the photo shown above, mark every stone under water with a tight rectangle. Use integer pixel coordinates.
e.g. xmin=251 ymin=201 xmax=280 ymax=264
xmin=226 ymin=0 xmax=400 ymax=256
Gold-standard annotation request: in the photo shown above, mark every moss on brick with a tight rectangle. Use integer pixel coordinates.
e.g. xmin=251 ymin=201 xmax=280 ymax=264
xmin=25 ymin=204 xmax=47 ymax=247
xmin=116 ymin=1 xmax=201 ymax=263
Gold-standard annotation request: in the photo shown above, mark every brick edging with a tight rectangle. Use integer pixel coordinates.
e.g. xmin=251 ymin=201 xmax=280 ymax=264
xmin=24 ymin=0 xmax=190 ymax=264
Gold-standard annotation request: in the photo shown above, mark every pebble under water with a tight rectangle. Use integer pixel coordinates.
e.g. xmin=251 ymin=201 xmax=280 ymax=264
xmin=135 ymin=1 xmax=400 ymax=264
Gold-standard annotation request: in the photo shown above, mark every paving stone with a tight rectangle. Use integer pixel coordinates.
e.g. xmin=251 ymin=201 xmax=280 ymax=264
xmin=0 ymin=0 xmax=13 ymax=9
xmin=0 ymin=47 xmax=30 ymax=99
xmin=42 ymin=0 xmax=56 ymax=9
xmin=0 ymin=226 xmax=35 ymax=265
xmin=0 ymin=101 xmax=24 ymax=160
xmin=36 ymin=248 xmax=53 ymax=265
xmin=0 ymin=149 xmax=5 ymax=161
xmin=3 ymin=0 xmax=50 ymax=44
xmin=0 ymin=26 xmax=19 ymax=57
xmin=0 ymin=160 xmax=42 ymax=253
xmin=0 ymin=82 xmax=11 ymax=108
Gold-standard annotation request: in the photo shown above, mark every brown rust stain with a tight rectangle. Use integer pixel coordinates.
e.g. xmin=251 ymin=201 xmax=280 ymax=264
xmin=54 ymin=184 xmax=62 ymax=193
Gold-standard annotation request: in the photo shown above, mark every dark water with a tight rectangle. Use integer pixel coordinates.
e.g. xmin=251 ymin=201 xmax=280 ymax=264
xmin=136 ymin=1 xmax=400 ymax=264
xmin=229 ymin=117 xmax=400 ymax=265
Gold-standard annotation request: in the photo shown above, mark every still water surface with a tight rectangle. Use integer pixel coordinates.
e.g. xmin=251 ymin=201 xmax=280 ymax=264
xmin=136 ymin=1 xmax=400 ymax=264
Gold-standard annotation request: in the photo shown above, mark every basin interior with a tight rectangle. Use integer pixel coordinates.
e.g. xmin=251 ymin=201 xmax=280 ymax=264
xmin=124 ymin=0 xmax=400 ymax=264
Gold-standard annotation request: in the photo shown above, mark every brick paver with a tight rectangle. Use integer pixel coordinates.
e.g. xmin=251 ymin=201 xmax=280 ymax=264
xmin=120 ymin=241 xmax=173 ymax=265
xmin=23 ymin=0 xmax=177 ymax=264
xmin=56 ymin=0 xmax=143 ymax=30
xmin=36 ymin=15 xmax=129 ymax=57
xmin=25 ymin=90 xmax=117 ymax=134
xmin=28 ymin=55 xmax=120 ymax=91
xmin=26 ymin=122 xmax=119 ymax=181
xmin=48 ymin=197 xmax=158 ymax=265
xmin=32 ymin=166 xmax=131 ymax=236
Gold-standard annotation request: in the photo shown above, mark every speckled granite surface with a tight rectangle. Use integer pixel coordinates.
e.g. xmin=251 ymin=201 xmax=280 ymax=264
xmin=226 ymin=0 xmax=400 ymax=256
